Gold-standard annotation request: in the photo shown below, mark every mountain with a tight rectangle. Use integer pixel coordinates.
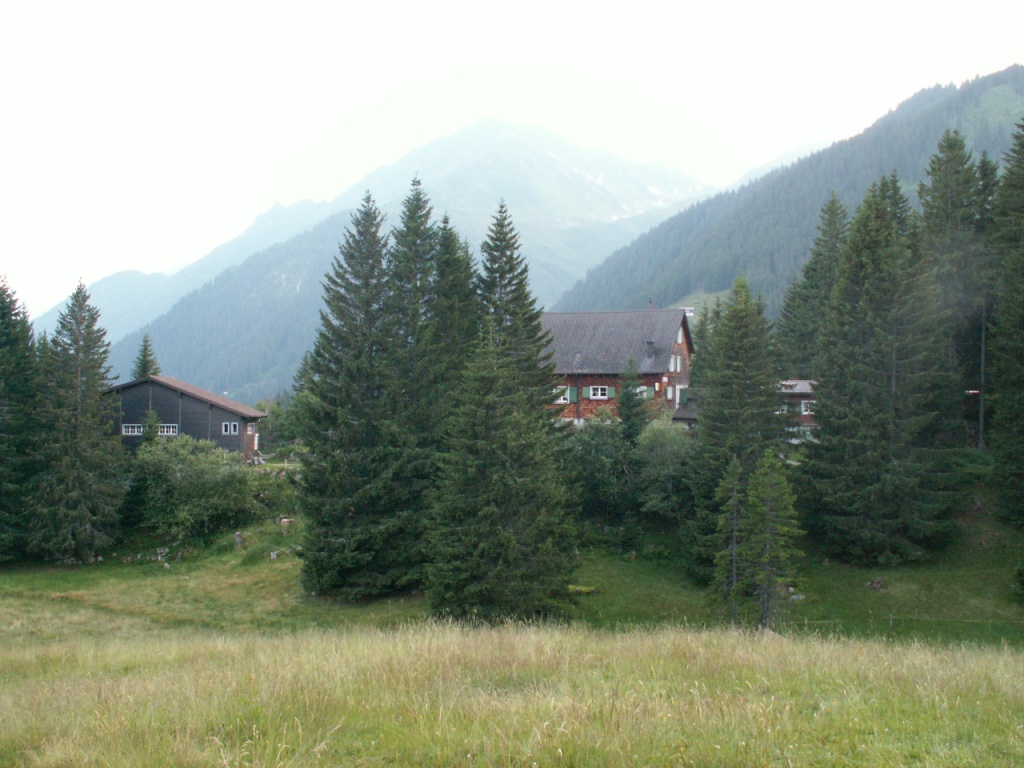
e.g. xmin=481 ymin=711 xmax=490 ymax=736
xmin=32 ymin=199 xmax=341 ymax=342
xmin=554 ymin=65 xmax=1024 ymax=315
xmin=106 ymin=122 xmax=710 ymax=402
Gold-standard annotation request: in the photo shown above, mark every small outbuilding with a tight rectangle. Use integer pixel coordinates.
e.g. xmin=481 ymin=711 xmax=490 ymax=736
xmin=108 ymin=375 xmax=266 ymax=460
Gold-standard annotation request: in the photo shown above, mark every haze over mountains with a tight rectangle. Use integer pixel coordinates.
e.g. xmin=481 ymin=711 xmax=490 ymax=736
xmin=35 ymin=122 xmax=708 ymax=345
xmin=34 ymin=65 xmax=1024 ymax=405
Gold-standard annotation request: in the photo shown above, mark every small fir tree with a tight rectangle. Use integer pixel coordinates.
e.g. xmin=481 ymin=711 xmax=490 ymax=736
xmin=741 ymin=450 xmax=803 ymax=630
xmin=131 ymin=333 xmax=162 ymax=379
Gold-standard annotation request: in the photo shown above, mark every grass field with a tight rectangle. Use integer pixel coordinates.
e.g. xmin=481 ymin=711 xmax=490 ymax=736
xmin=1 ymin=511 xmax=1023 ymax=766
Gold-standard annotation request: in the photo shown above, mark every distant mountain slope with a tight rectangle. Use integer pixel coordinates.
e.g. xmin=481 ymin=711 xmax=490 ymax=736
xmin=107 ymin=122 xmax=709 ymax=401
xmin=554 ymin=65 xmax=1024 ymax=314
xmin=33 ymin=199 xmax=338 ymax=341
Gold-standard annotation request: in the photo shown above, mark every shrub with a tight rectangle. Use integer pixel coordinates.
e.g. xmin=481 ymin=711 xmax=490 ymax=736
xmin=129 ymin=436 xmax=260 ymax=542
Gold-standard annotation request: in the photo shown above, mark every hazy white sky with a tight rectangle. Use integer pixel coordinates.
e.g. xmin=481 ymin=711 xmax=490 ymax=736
xmin=1 ymin=0 xmax=1021 ymax=318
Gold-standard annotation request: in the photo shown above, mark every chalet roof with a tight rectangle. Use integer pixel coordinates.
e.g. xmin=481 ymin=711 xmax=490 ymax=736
xmin=779 ymin=379 xmax=816 ymax=395
xmin=108 ymin=375 xmax=266 ymax=419
xmin=541 ymin=309 xmax=690 ymax=375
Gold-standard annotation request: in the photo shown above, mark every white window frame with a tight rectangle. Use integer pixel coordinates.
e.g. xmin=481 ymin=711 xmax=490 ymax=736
xmin=553 ymin=386 xmax=570 ymax=405
xmin=222 ymin=422 xmax=239 ymax=436
xmin=801 ymin=400 xmax=815 ymax=415
xmin=246 ymin=422 xmax=256 ymax=436
xmin=158 ymin=424 xmax=179 ymax=436
xmin=634 ymin=385 xmax=648 ymax=399
xmin=122 ymin=424 xmax=144 ymax=436
xmin=589 ymin=386 xmax=609 ymax=400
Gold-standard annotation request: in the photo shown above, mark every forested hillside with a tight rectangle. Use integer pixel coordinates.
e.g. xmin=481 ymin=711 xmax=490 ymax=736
xmin=554 ymin=65 xmax=1024 ymax=314
xmin=107 ymin=123 xmax=707 ymax=401
xmin=32 ymin=199 xmax=338 ymax=342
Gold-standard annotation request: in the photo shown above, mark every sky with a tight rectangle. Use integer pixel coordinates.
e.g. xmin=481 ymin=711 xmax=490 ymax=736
xmin=1 ymin=1 xmax=1021 ymax=319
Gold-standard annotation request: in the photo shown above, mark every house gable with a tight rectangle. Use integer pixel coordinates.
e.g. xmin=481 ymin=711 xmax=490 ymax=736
xmin=108 ymin=375 xmax=266 ymax=458
xmin=541 ymin=309 xmax=693 ymax=420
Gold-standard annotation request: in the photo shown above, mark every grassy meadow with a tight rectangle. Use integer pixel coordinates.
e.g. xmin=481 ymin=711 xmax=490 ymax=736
xmin=2 ymin=511 xmax=1023 ymax=766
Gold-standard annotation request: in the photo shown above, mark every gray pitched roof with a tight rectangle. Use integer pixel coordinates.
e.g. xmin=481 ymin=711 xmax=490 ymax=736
xmin=541 ymin=309 xmax=689 ymax=375
xmin=109 ymin=375 xmax=266 ymax=419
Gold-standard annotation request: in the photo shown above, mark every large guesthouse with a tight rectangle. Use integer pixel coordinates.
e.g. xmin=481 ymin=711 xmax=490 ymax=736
xmin=108 ymin=375 xmax=265 ymax=460
xmin=541 ymin=308 xmax=694 ymax=422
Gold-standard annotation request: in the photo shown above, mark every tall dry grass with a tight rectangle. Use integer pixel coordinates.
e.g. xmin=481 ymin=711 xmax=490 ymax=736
xmin=2 ymin=621 xmax=1022 ymax=766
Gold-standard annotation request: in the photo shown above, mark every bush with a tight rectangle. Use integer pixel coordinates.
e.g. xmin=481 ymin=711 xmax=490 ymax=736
xmin=129 ymin=436 xmax=260 ymax=542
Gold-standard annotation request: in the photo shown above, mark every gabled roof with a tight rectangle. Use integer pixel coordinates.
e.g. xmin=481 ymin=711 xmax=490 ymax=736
xmin=779 ymin=379 xmax=816 ymax=395
xmin=541 ymin=309 xmax=691 ymax=375
xmin=108 ymin=375 xmax=266 ymax=419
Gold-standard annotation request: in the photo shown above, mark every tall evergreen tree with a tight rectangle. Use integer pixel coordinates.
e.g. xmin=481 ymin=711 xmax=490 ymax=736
xmin=26 ymin=283 xmax=124 ymax=561
xmin=806 ymin=178 xmax=956 ymax=564
xmin=989 ymin=120 xmax=1024 ymax=524
xmin=0 ymin=278 xmax=37 ymax=559
xmin=918 ymin=130 xmax=992 ymax=440
xmin=425 ymin=321 xmax=577 ymax=619
xmin=296 ymin=194 xmax=423 ymax=597
xmin=776 ymin=193 xmax=849 ymax=379
xmin=420 ymin=215 xmax=479 ymax=446
xmin=130 ymin=333 xmax=162 ymax=379
xmin=686 ymin=277 xmax=782 ymax=582
xmin=386 ymin=179 xmax=439 ymax=439
xmin=477 ymin=201 xmax=556 ymax=411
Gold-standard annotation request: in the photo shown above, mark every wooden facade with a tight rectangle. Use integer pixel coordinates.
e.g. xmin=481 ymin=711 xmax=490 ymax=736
xmin=779 ymin=379 xmax=817 ymax=441
xmin=108 ymin=375 xmax=266 ymax=460
xmin=541 ymin=309 xmax=694 ymax=422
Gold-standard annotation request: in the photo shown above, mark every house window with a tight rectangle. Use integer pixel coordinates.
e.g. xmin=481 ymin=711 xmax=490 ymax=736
xmin=553 ymin=386 xmax=570 ymax=405
xmin=122 ymin=424 xmax=144 ymax=436
xmin=246 ymin=423 xmax=256 ymax=435
xmin=801 ymin=400 xmax=815 ymax=415
xmin=158 ymin=424 xmax=178 ymax=436
xmin=589 ymin=386 xmax=609 ymax=400
xmin=222 ymin=422 xmax=239 ymax=435
xmin=665 ymin=386 xmax=674 ymax=401
xmin=634 ymin=385 xmax=648 ymax=399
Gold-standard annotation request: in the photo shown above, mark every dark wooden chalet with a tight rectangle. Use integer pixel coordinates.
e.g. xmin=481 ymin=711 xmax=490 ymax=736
xmin=108 ymin=375 xmax=266 ymax=460
xmin=541 ymin=308 xmax=694 ymax=421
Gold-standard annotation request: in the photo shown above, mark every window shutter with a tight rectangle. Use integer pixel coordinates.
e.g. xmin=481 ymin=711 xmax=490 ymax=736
xmin=569 ymin=387 xmax=578 ymax=403
xmin=647 ymin=386 xmax=656 ymax=399
xmin=583 ymin=387 xmax=591 ymax=399
xmin=607 ymin=386 xmax=616 ymax=399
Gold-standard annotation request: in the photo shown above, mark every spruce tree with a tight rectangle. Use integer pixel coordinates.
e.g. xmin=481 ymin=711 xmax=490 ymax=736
xmin=918 ymin=130 xmax=992 ymax=437
xmin=687 ymin=277 xmax=782 ymax=582
xmin=26 ymin=283 xmax=124 ymax=561
xmin=0 ymin=278 xmax=37 ymax=559
xmin=477 ymin=201 xmax=556 ymax=411
xmin=806 ymin=178 xmax=956 ymax=564
xmin=130 ymin=333 xmax=162 ymax=379
xmin=989 ymin=120 xmax=1024 ymax=524
xmin=296 ymin=194 xmax=423 ymax=597
xmin=712 ymin=456 xmax=747 ymax=626
xmin=776 ymin=193 xmax=848 ymax=379
xmin=741 ymin=449 xmax=802 ymax=630
xmin=420 ymin=216 xmax=479 ymax=446
xmin=425 ymin=321 xmax=577 ymax=619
